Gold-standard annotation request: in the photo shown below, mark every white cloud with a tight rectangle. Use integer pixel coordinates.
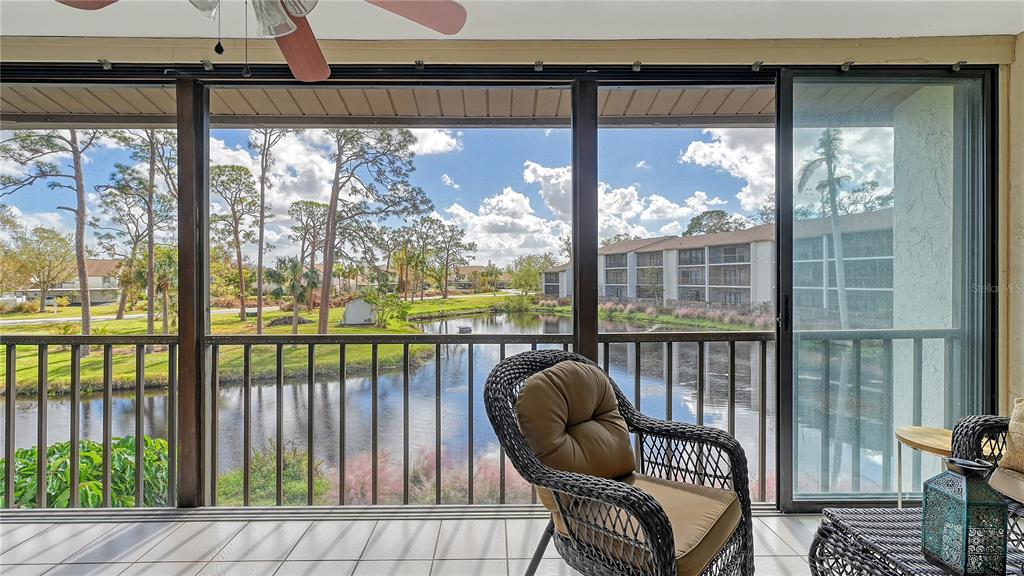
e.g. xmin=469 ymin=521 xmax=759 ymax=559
xmin=680 ymin=128 xmax=775 ymax=212
xmin=409 ymin=129 xmax=463 ymax=155
xmin=640 ymin=191 xmax=726 ymax=221
xmin=522 ymin=161 xmax=572 ymax=220
xmin=444 ymin=186 xmax=567 ymax=266
xmin=635 ymin=160 xmax=651 ymax=170
xmin=1 ymin=206 xmax=66 ymax=239
xmin=441 ymin=173 xmax=460 ymax=190
xmin=659 ymin=221 xmax=682 ymax=235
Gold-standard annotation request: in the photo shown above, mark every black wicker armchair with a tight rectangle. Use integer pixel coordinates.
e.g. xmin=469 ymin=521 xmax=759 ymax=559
xmin=951 ymin=414 xmax=1024 ymax=549
xmin=484 ymin=349 xmax=753 ymax=576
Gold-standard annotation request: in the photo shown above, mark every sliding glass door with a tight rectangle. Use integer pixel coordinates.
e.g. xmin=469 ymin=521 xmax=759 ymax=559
xmin=779 ymin=69 xmax=995 ymax=508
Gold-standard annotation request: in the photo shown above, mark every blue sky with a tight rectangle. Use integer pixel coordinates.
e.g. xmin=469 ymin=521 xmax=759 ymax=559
xmin=2 ymin=126 xmax=777 ymax=266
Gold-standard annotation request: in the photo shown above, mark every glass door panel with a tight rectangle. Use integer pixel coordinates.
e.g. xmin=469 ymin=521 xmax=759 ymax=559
xmin=788 ymin=74 xmax=990 ymax=502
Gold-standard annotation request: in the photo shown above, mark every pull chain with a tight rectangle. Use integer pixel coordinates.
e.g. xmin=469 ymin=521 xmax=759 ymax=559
xmin=242 ymin=0 xmax=251 ymax=77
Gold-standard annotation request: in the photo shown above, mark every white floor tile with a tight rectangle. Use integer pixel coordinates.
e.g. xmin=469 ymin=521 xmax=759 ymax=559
xmin=0 ymin=523 xmax=114 ymax=565
xmin=0 ymin=524 xmax=53 ymax=554
xmin=213 ymin=520 xmax=311 ymax=562
xmin=287 ymin=521 xmax=377 ymax=561
xmin=359 ymin=520 xmax=441 ymax=561
xmin=118 ymin=562 xmax=205 ymax=576
xmin=352 ymin=560 xmax=432 ymax=576
xmin=137 ymin=522 xmax=245 ymax=563
xmin=430 ymin=559 xmax=507 ymax=575
xmin=753 ymin=518 xmax=802 ymax=556
xmin=65 ymin=522 xmax=181 ymax=564
xmin=276 ymin=560 xmax=359 ymax=576
xmin=758 ymin=515 xmax=822 ymax=556
xmin=434 ymin=519 xmax=506 ymax=560
xmin=505 ymin=519 xmax=558 ymax=559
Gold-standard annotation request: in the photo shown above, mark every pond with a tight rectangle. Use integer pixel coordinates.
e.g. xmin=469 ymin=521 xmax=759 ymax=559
xmin=4 ymin=312 xmax=790 ymax=504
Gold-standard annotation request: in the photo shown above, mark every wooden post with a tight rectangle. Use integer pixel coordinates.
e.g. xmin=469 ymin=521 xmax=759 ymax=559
xmin=176 ymin=78 xmax=211 ymax=507
xmin=572 ymin=80 xmax=599 ymax=361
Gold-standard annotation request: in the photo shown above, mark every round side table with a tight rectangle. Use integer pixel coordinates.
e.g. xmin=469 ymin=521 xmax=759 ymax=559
xmin=894 ymin=426 xmax=952 ymax=508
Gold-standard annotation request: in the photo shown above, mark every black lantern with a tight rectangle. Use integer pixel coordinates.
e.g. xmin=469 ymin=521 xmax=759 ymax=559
xmin=922 ymin=458 xmax=1008 ymax=575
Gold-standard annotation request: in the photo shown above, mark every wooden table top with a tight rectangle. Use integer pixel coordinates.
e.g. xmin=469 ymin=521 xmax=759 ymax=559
xmin=895 ymin=426 xmax=953 ymax=457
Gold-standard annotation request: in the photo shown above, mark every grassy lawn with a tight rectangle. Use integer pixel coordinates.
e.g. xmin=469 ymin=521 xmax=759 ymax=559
xmin=0 ymin=302 xmax=124 ymax=320
xmin=1 ymin=295 xmax=514 ymax=396
xmin=537 ymin=304 xmax=759 ymax=332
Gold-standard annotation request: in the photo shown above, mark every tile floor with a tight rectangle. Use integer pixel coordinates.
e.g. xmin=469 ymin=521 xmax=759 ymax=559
xmin=0 ymin=514 xmax=820 ymax=575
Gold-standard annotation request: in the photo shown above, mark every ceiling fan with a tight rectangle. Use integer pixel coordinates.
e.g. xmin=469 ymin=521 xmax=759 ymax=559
xmin=55 ymin=0 xmax=469 ymax=82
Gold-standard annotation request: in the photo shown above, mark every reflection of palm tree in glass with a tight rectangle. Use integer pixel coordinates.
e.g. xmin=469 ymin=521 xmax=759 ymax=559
xmin=798 ymin=128 xmax=850 ymax=328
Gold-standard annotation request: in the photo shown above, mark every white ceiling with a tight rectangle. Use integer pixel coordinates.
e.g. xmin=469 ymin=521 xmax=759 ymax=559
xmin=1 ymin=0 xmax=1022 ymax=41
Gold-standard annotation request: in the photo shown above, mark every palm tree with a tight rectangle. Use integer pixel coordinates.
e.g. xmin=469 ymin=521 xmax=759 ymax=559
xmin=267 ymin=256 xmax=320 ymax=335
xmin=797 ymin=128 xmax=850 ymax=328
xmin=153 ymin=247 xmax=177 ymax=335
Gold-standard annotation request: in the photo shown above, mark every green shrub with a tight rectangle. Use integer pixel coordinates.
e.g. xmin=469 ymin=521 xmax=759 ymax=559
xmin=0 ymin=436 xmax=169 ymax=508
xmin=55 ymin=296 xmax=71 ymax=307
xmin=217 ymin=443 xmax=330 ymax=506
xmin=13 ymin=301 xmax=38 ymax=314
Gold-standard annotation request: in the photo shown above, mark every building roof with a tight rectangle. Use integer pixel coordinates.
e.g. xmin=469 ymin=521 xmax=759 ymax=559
xmin=85 ymin=259 xmax=120 ymax=278
xmin=793 ymin=207 xmax=894 ymax=238
xmin=643 ymin=224 xmax=775 ymax=252
xmin=545 ymin=263 xmax=571 ymax=273
xmin=598 ymin=235 xmax=675 ymax=255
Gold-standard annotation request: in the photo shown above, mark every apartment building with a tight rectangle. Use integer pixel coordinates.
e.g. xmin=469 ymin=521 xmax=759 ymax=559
xmin=580 ymin=210 xmax=895 ymax=325
xmin=9 ymin=258 xmax=121 ymax=305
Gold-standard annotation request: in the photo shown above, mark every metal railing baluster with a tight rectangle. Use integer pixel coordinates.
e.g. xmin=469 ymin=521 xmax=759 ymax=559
xmin=467 ymin=343 xmax=474 ymax=505
xmin=340 ymin=344 xmax=347 ymax=506
xmin=102 ymin=344 xmax=112 ymax=508
xmin=135 ymin=344 xmax=145 ymax=507
xmin=435 ymin=343 xmax=442 ymax=505
xmin=210 ymin=344 xmax=219 ymax=506
xmin=758 ymin=339 xmax=767 ymax=503
xmin=852 ymin=339 xmax=862 ymax=493
xmin=243 ymin=344 xmax=252 ymax=507
xmin=70 ymin=345 xmax=81 ymax=508
xmin=664 ymin=342 xmax=672 ymax=422
xmin=499 ymin=343 xmax=506 ymax=504
xmin=402 ymin=343 xmax=408 ymax=505
xmin=306 ymin=344 xmax=315 ymax=506
xmin=37 ymin=345 xmax=48 ymax=508
xmin=4 ymin=344 xmax=15 ymax=508
xmin=167 ymin=344 xmax=177 ymax=506
xmin=633 ymin=342 xmax=642 ymax=463
xmin=276 ymin=344 xmax=284 ymax=507
xmin=728 ymin=341 xmax=736 ymax=436
xmin=371 ymin=344 xmax=378 ymax=505
xmin=697 ymin=341 xmax=705 ymax=427
xmin=820 ymin=340 xmax=831 ymax=494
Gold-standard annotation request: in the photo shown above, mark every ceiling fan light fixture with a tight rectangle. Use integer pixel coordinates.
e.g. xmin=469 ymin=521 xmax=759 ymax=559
xmin=252 ymin=0 xmax=298 ymax=38
xmin=281 ymin=0 xmax=317 ymax=17
xmin=188 ymin=0 xmax=220 ymax=19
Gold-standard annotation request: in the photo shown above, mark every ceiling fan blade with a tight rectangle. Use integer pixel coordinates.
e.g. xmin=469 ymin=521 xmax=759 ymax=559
xmin=275 ymin=10 xmax=330 ymax=82
xmin=366 ymin=0 xmax=467 ymax=35
xmin=55 ymin=0 xmax=118 ymax=9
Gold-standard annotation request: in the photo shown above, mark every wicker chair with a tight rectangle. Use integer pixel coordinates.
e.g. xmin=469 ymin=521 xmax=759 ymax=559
xmin=951 ymin=414 xmax=1024 ymax=549
xmin=484 ymin=349 xmax=753 ymax=576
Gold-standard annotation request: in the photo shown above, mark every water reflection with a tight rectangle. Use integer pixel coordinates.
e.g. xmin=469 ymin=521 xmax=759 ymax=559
xmin=3 ymin=312 xmax=776 ymax=503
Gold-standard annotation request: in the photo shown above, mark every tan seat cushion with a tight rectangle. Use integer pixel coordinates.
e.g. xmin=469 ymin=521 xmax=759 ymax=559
xmin=989 ymin=466 xmax=1024 ymax=503
xmin=625 ymin=474 xmax=742 ymax=576
xmin=1001 ymin=398 xmax=1024 ymax=473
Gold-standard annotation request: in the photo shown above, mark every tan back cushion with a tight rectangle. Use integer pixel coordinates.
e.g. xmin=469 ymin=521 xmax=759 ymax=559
xmin=517 ymin=361 xmax=635 ymax=530
xmin=1000 ymin=398 xmax=1024 ymax=473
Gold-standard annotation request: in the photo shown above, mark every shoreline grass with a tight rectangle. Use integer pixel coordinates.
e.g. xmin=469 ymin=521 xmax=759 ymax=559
xmin=1 ymin=295 xmax=514 ymax=397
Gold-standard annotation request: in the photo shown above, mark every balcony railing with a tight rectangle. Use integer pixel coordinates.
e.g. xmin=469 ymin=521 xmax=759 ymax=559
xmin=793 ymin=328 xmax=962 ymax=496
xmin=2 ymin=335 xmax=178 ymax=509
xmin=1 ymin=330 xmax=778 ymax=509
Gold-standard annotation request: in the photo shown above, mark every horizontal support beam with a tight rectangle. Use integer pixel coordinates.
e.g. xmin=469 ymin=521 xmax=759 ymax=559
xmin=1 ymin=335 xmax=178 ymax=345
xmin=0 ymin=36 xmax=1014 ymax=66
xmin=0 ymin=113 xmax=774 ymax=130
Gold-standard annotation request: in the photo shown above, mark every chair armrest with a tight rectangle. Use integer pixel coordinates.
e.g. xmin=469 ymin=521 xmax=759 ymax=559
xmin=952 ymin=415 xmax=1009 ymax=463
xmin=533 ymin=467 xmax=678 ymax=576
